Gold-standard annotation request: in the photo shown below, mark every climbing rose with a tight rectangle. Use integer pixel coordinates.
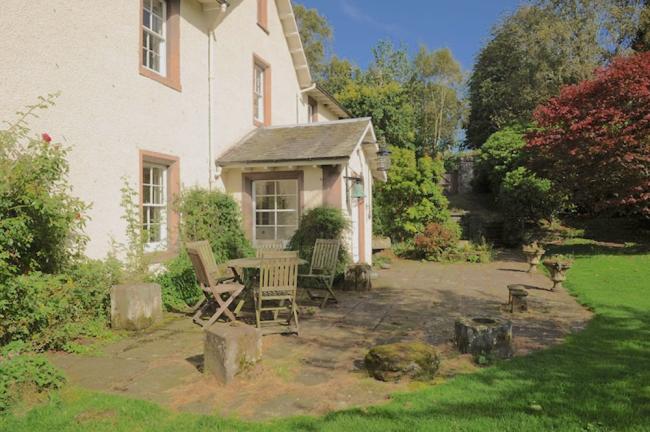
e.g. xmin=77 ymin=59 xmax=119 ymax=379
xmin=41 ymin=133 xmax=52 ymax=143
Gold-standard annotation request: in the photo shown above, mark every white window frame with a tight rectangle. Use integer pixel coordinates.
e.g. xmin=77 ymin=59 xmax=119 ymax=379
xmin=252 ymin=179 xmax=299 ymax=245
xmin=254 ymin=63 xmax=265 ymax=123
xmin=142 ymin=163 xmax=168 ymax=252
xmin=142 ymin=0 xmax=167 ymax=75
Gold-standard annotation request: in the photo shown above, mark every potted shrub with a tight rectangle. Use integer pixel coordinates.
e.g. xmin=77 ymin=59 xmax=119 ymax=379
xmin=542 ymin=255 xmax=573 ymax=290
xmin=522 ymin=242 xmax=545 ymax=273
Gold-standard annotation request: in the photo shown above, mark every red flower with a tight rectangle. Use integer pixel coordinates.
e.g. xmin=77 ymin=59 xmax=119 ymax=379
xmin=41 ymin=133 xmax=52 ymax=143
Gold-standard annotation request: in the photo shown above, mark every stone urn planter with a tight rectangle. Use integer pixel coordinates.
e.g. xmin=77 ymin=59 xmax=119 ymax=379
xmin=542 ymin=256 xmax=573 ymax=290
xmin=454 ymin=317 xmax=514 ymax=359
xmin=522 ymin=243 xmax=545 ymax=273
xmin=110 ymin=283 xmax=163 ymax=331
xmin=364 ymin=342 xmax=440 ymax=382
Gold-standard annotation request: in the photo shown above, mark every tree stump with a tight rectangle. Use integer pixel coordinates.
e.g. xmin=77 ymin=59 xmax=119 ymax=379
xmin=454 ymin=317 xmax=514 ymax=359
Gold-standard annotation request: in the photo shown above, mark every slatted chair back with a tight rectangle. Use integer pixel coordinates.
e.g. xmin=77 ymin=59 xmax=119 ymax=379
xmin=255 ymin=240 xmax=285 ymax=257
xmin=186 ymin=241 xmax=220 ymax=288
xmin=258 ymin=250 xmax=298 ymax=259
xmin=259 ymin=256 xmax=299 ymax=296
xmin=309 ymin=239 xmax=340 ymax=275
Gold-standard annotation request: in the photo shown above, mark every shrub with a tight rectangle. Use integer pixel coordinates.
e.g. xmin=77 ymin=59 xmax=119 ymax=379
xmin=176 ymin=188 xmax=253 ymax=263
xmin=413 ymin=222 xmax=461 ymax=260
xmin=0 ymin=96 xmax=88 ymax=282
xmin=474 ymin=126 xmax=526 ymax=194
xmin=527 ymin=52 xmax=650 ymax=218
xmin=0 ymin=259 xmax=119 ymax=351
xmin=288 ymin=207 xmax=350 ymax=275
xmin=0 ymin=342 xmax=65 ymax=412
xmin=155 ymin=252 xmax=202 ymax=311
xmin=374 ymin=147 xmax=450 ymax=241
xmin=498 ymin=167 xmax=565 ymax=244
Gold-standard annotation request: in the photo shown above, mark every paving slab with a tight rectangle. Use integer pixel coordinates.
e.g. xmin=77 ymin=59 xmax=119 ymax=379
xmin=48 ymin=252 xmax=592 ymax=420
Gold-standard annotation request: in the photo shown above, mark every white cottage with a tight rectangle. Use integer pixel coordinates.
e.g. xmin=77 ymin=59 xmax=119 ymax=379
xmin=0 ymin=0 xmax=386 ymax=264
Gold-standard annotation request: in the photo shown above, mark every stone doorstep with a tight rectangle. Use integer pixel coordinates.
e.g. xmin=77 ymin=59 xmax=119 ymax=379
xmin=203 ymin=321 xmax=262 ymax=385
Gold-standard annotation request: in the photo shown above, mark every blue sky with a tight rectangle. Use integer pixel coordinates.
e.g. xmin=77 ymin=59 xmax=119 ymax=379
xmin=295 ymin=0 xmax=527 ymax=72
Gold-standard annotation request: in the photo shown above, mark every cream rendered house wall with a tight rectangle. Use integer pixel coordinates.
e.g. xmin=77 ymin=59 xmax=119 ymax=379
xmin=211 ymin=0 xmax=310 ymax=164
xmin=0 ymin=0 xmax=213 ymax=259
xmin=315 ymin=104 xmax=340 ymax=122
xmin=345 ymin=146 xmax=374 ymax=264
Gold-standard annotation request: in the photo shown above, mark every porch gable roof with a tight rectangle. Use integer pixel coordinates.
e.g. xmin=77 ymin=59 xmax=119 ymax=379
xmin=216 ymin=118 xmax=373 ymax=167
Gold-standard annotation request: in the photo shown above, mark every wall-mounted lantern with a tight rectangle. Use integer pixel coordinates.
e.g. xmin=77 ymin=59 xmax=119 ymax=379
xmin=351 ymin=178 xmax=365 ymax=199
xmin=376 ymin=137 xmax=391 ymax=172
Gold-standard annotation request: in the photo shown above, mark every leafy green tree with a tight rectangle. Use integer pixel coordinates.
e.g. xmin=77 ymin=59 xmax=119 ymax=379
xmin=293 ymin=3 xmax=333 ymax=80
xmin=337 ymin=81 xmax=416 ymax=149
xmin=466 ymin=0 xmax=645 ymax=148
xmin=633 ymin=0 xmax=650 ymax=51
xmin=412 ymin=46 xmax=465 ymax=154
xmin=374 ymin=147 xmax=450 ymax=241
xmin=365 ymin=40 xmax=414 ymax=85
xmin=320 ymin=55 xmax=360 ymax=96
xmin=475 ymin=126 xmax=526 ymax=194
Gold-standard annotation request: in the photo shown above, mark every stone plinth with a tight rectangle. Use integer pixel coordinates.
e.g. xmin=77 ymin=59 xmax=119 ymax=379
xmin=364 ymin=342 xmax=440 ymax=382
xmin=110 ymin=283 xmax=163 ymax=331
xmin=204 ymin=321 xmax=262 ymax=384
xmin=454 ymin=317 xmax=514 ymax=359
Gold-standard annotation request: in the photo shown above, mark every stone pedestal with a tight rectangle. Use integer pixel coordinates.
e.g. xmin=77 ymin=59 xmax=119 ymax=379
xmin=110 ymin=283 xmax=163 ymax=331
xmin=507 ymin=284 xmax=529 ymax=312
xmin=364 ymin=342 xmax=440 ymax=382
xmin=454 ymin=317 xmax=514 ymax=359
xmin=204 ymin=321 xmax=262 ymax=384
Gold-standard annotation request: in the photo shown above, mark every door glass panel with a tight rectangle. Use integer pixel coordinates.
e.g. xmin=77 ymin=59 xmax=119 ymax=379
xmin=255 ymin=180 xmax=275 ymax=196
xmin=276 ymin=195 xmax=297 ymax=210
xmin=277 ymin=211 xmax=297 ymax=226
xmin=277 ymin=180 xmax=297 ymax=195
xmin=255 ymin=196 xmax=275 ymax=210
xmin=277 ymin=226 xmax=297 ymax=241
xmin=255 ymin=227 xmax=275 ymax=240
xmin=255 ymin=212 xmax=275 ymax=226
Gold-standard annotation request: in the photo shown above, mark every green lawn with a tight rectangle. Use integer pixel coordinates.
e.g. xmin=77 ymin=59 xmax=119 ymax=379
xmin=2 ymin=244 xmax=649 ymax=431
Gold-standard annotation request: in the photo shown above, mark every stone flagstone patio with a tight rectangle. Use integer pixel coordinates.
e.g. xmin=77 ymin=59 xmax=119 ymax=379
xmin=48 ymin=252 xmax=592 ymax=421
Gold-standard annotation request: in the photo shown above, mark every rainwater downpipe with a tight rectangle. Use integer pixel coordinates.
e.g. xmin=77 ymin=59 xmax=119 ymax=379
xmin=208 ymin=29 xmax=214 ymax=190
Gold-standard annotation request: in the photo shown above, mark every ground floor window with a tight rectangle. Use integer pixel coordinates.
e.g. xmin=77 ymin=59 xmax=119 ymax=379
xmin=142 ymin=163 xmax=168 ymax=251
xmin=253 ymin=179 xmax=298 ymax=243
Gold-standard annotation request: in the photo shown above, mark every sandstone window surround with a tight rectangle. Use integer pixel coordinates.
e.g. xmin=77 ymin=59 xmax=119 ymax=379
xmin=253 ymin=55 xmax=272 ymax=127
xmin=139 ymin=151 xmax=180 ymax=256
xmin=140 ymin=0 xmax=181 ymax=91
xmin=257 ymin=0 xmax=269 ymax=33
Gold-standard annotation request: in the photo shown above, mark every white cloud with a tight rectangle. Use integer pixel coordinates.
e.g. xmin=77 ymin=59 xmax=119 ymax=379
xmin=339 ymin=0 xmax=399 ymax=33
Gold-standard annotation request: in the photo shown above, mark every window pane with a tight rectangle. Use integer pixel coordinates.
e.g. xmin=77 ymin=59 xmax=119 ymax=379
xmin=255 ymin=212 xmax=275 ymax=226
xmin=277 ymin=180 xmax=297 ymax=196
xmin=143 ymin=9 xmax=151 ymax=27
xmin=143 ymin=166 xmax=151 ymax=184
xmin=276 ymin=195 xmax=297 ymax=210
xmin=255 ymin=227 xmax=275 ymax=240
xmin=152 ymin=16 xmax=161 ymax=35
xmin=151 ymin=186 xmax=163 ymax=204
xmin=142 ymin=185 xmax=151 ymax=204
xmin=148 ymin=224 xmax=161 ymax=242
xmin=255 ymin=181 xmax=274 ymax=196
xmin=277 ymin=211 xmax=297 ymax=226
xmin=255 ymin=196 xmax=275 ymax=210
xmin=277 ymin=226 xmax=297 ymax=241
xmin=152 ymin=0 xmax=164 ymax=17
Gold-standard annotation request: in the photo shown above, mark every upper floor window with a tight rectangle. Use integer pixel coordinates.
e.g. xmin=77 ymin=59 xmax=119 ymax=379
xmin=142 ymin=0 xmax=167 ymax=75
xmin=140 ymin=0 xmax=181 ymax=91
xmin=257 ymin=0 xmax=269 ymax=32
xmin=253 ymin=56 xmax=271 ymax=126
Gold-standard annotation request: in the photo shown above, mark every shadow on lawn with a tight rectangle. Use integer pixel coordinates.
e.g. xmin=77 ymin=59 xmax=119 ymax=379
xmin=303 ymin=307 xmax=650 ymax=431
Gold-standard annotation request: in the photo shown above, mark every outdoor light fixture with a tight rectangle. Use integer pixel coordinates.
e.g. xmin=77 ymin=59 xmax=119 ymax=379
xmin=345 ymin=176 xmax=366 ymax=199
xmin=351 ymin=178 xmax=365 ymax=199
xmin=376 ymin=138 xmax=391 ymax=172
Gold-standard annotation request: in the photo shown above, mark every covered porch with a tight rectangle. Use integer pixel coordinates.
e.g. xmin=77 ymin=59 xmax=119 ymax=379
xmin=215 ymin=118 xmax=387 ymax=264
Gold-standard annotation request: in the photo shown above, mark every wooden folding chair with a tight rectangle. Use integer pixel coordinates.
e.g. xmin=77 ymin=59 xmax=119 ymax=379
xmin=186 ymin=241 xmax=245 ymax=328
xmin=299 ymin=239 xmax=341 ymax=308
xmin=255 ymin=255 xmax=300 ymax=335
xmin=255 ymin=240 xmax=285 ymax=257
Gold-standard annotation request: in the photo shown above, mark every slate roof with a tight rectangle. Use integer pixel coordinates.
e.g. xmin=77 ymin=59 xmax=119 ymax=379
xmin=217 ymin=118 xmax=372 ymax=166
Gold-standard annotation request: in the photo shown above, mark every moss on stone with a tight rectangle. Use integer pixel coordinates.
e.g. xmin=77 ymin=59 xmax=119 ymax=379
xmin=364 ymin=342 xmax=440 ymax=382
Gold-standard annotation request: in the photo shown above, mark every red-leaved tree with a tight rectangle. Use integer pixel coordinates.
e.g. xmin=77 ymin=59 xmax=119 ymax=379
xmin=526 ymin=52 xmax=650 ymax=218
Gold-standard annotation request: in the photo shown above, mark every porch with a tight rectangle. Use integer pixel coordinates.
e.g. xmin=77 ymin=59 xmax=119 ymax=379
xmin=215 ymin=118 xmax=387 ymax=263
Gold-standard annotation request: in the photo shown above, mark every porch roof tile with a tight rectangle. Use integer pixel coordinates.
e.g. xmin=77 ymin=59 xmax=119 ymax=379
xmin=216 ymin=118 xmax=372 ymax=166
